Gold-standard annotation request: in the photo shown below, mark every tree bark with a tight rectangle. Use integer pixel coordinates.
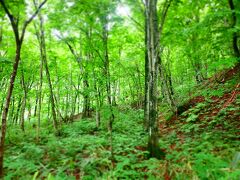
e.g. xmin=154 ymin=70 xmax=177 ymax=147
xmin=0 ymin=0 xmax=47 ymax=176
xmin=14 ymin=96 xmax=22 ymax=125
xmin=228 ymin=0 xmax=240 ymax=59
xmin=93 ymin=68 xmax=101 ymax=128
xmin=9 ymin=96 xmax=15 ymax=124
xmin=144 ymin=4 xmax=150 ymax=130
xmin=34 ymin=92 xmax=38 ymax=117
xmin=144 ymin=0 xmax=172 ymax=159
xmin=20 ymin=68 xmax=27 ymax=132
xmin=37 ymin=36 xmax=43 ymax=140
xmin=33 ymin=2 xmax=58 ymax=131
xmin=40 ymin=22 xmax=58 ymax=130
xmin=101 ymin=14 xmax=115 ymax=160
xmin=145 ymin=0 xmax=160 ymax=159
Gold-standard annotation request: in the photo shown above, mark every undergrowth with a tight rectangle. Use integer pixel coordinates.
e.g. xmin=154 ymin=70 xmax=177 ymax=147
xmin=3 ymin=68 xmax=240 ymax=179
xmin=4 ymin=105 xmax=240 ymax=179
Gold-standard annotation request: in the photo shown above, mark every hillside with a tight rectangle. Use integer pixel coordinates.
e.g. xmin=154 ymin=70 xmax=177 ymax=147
xmin=159 ymin=63 xmax=240 ymax=179
xmin=1 ymin=0 xmax=240 ymax=179
xmin=3 ymin=64 xmax=240 ymax=179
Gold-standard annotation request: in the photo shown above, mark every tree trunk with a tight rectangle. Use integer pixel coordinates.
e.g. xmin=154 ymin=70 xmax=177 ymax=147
xmin=42 ymin=35 xmax=58 ymax=131
xmin=144 ymin=0 xmax=171 ymax=159
xmin=145 ymin=0 xmax=160 ymax=159
xmin=82 ymin=77 xmax=90 ymax=118
xmin=102 ymin=15 xmax=115 ymax=160
xmin=159 ymin=63 xmax=176 ymax=112
xmin=0 ymin=44 xmax=21 ymax=177
xmin=27 ymin=104 xmax=31 ymax=122
xmin=34 ymin=92 xmax=38 ymax=117
xmin=9 ymin=96 xmax=15 ymax=124
xmin=37 ymin=39 xmax=43 ymax=140
xmin=34 ymin=12 xmax=58 ymax=131
xmin=228 ymin=0 xmax=240 ymax=59
xmin=144 ymin=5 xmax=150 ymax=130
xmin=93 ymin=72 xmax=101 ymax=129
xmin=14 ymin=96 xmax=22 ymax=125
xmin=0 ymin=0 xmax=47 ymax=176
xmin=20 ymin=68 xmax=27 ymax=132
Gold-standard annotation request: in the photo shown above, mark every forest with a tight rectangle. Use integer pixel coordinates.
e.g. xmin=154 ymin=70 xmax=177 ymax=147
xmin=0 ymin=0 xmax=240 ymax=179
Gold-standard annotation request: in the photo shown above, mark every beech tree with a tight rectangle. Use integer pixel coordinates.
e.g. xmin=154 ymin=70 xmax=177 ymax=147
xmin=144 ymin=0 xmax=172 ymax=158
xmin=0 ymin=0 xmax=239 ymax=178
xmin=34 ymin=3 xmax=58 ymax=132
xmin=0 ymin=0 xmax=47 ymax=177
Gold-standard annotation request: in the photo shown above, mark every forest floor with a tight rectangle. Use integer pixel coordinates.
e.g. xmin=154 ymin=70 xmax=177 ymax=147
xmin=158 ymin=63 xmax=240 ymax=179
xmin=4 ymin=64 xmax=240 ymax=179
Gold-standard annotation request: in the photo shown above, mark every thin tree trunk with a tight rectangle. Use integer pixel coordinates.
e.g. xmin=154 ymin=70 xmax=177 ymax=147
xmin=82 ymin=77 xmax=90 ymax=118
xmin=34 ymin=8 xmax=58 ymax=131
xmin=0 ymin=0 xmax=47 ymax=175
xmin=37 ymin=39 xmax=43 ymax=140
xmin=42 ymin=35 xmax=58 ymax=131
xmin=14 ymin=96 xmax=22 ymax=125
xmin=0 ymin=43 xmax=21 ymax=176
xmin=136 ymin=65 xmax=143 ymax=108
xmin=93 ymin=72 xmax=101 ymax=128
xmin=9 ymin=96 xmax=15 ymax=124
xmin=144 ymin=5 xmax=150 ymax=130
xmin=34 ymin=92 xmax=38 ymax=117
xmin=159 ymin=64 xmax=176 ymax=112
xmin=101 ymin=15 xmax=115 ymax=161
xmin=63 ymin=33 xmax=91 ymax=118
xmin=65 ymin=89 xmax=70 ymax=117
xmin=20 ymin=69 xmax=27 ymax=132
xmin=27 ymin=104 xmax=31 ymax=122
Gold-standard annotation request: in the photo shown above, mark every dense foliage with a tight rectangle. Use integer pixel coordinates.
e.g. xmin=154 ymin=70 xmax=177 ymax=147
xmin=0 ymin=0 xmax=239 ymax=179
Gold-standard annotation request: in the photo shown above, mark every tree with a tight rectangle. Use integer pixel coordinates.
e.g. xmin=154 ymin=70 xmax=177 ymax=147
xmin=228 ymin=0 xmax=240 ymax=59
xmin=144 ymin=0 xmax=161 ymax=159
xmin=0 ymin=0 xmax=47 ymax=177
xmin=144 ymin=0 xmax=172 ymax=158
xmin=101 ymin=11 xmax=115 ymax=160
xmin=34 ymin=3 xmax=58 ymax=131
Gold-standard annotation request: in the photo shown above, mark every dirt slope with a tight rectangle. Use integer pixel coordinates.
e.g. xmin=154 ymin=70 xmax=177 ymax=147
xmin=158 ymin=64 xmax=240 ymax=179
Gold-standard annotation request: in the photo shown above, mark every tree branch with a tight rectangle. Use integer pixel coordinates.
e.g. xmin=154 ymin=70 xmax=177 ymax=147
xmin=20 ymin=0 xmax=47 ymax=43
xmin=0 ymin=0 xmax=14 ymax=24
xmin=0 ymin=0 xmax=19 ymax=42
xmin=127 ymin=15 xmax=144 ymax=32
xmin=159 ymin=0 xmax=172 ymax=39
